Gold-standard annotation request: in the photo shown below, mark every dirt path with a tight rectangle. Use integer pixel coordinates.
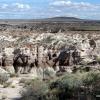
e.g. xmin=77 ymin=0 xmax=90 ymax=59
xmin=0 ymin=74 xmax=37 ymax=100
xmin=0 ymin=67 xmax=56 ymax=100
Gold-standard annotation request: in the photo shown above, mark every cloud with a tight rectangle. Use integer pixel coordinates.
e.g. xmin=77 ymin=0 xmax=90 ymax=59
xmin=48 ymin=0 xmax=100 ymax=20
xmin=55 ymin=9 xmax=62 ymax=12
xmin=1 ymin=4 xmax=8 ymax=9
xmin=0 ymin=0 xmax=99 ymax=19
xmin=0 ymin=3 xmax=31 ymax=12
xmin=50 ymin=0 xmax=100 ymax=10
xmin=13 ymin=3 xmax=31 ymax=10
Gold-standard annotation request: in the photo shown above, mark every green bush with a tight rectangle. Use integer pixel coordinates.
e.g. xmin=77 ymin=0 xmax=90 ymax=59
xmin=20 ymin=71 xmax=100 ymax=100
xmin=20 ymin=79 xmax=48 ymax=100
xmin=49 ymin=73 xmax=83 ymax=100
xmin=82 ymin=71 xmax=100 ymax=86
xmin=0 ymin=73 xmax=10 ymax=84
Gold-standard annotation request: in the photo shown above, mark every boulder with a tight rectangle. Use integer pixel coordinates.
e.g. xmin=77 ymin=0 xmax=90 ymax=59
xmin=65 ymin=67 xmax=72 ymax=73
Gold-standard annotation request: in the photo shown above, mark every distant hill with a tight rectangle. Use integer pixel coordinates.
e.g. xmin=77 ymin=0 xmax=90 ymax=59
xmin=41 ymin=17 xmax=83 ymax=22
xmin=0 ymin=17 xmax=100 ymax=24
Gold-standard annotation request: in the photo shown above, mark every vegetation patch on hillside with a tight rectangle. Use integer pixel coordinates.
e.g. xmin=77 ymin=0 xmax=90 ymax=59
xmin=20 ymin=71 xmax=100 ymax=100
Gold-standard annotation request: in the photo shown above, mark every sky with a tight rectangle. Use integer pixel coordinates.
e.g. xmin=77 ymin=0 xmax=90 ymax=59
xmin=0 ymin=0 xmax=100 ymax=19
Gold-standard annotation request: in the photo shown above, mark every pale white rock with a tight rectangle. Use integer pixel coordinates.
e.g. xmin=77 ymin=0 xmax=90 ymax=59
xmin=11 ymin=80 xmax=19 ymax=86
xmin=66 ymin=67 xmax=72 ymax=73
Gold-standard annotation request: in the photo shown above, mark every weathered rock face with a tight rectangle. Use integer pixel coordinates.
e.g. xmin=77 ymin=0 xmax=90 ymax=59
xmin=34 ymin=32 xmax=98 ymax=56
xmin=0 ymin=29 xmax=100 ymax=67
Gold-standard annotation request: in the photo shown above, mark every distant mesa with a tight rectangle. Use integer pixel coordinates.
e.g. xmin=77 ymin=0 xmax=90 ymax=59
xmin=37 ymin=16 xmax=83 ymax=22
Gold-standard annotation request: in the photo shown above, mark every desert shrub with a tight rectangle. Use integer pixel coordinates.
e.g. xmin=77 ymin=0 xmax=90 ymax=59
xmin=95 ymin=56 xmax=100 ymax=64
xmin=82 ymin=71 xmax=100 ymax=86
xmin=10 ymin=73 xmax=17 ymax=78
xmin=0 ymin=74 xmax=6 ymax=84
xmin=82 ymin=71 xmax=100 ymax=97
xmin=20 ymin=73 xmax=83 ymax=100
xmin=19 ymin=78 xmax=40 ymax=87
xmin=20 ymin=79 xmax=48 ymax=100
xmin=50 ymin=27 xmax=60 ymax=33
xmin=0 ymin=73 xmax=10 ymax=84
xmin=49 ymin=73 xmax=83 ymax=100
xmin=20 ymin=71 xmax=100 ymax=100
xmin=3 ymin=82 xmax=11 ymax=88
xmin=41 ymin=35 xmax=55 ymax=44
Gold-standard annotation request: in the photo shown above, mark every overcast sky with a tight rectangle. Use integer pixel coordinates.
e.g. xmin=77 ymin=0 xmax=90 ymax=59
xmin=0 ymin=0 xmax=100 ymax=19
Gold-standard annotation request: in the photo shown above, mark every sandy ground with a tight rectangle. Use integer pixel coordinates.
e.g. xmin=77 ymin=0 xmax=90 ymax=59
xmin=0 ymin=74 xmax=38 ymax=100
xmin=0 ymin=67 xmax=57 ymax=100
